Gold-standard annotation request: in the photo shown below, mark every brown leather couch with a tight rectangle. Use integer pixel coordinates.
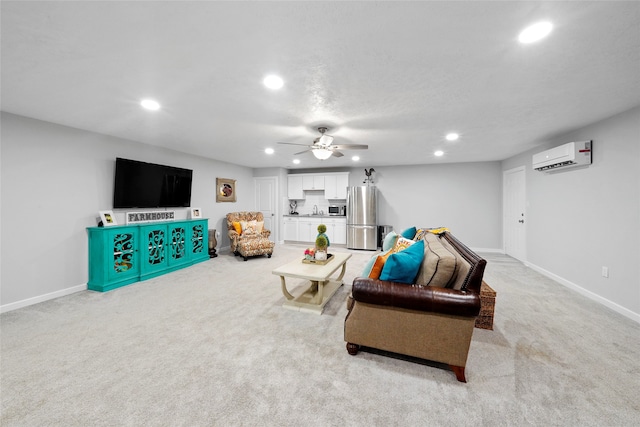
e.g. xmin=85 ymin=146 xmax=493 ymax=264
xmin=344 ymin=231 xmax=486 ymax=382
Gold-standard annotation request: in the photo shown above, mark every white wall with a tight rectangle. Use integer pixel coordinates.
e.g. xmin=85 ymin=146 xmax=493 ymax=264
xmin=502 ymin=106 xmax=640 ymax=318
xmin=346 ymin=163 xmax=503 ymax=250
xmin=288 ymin=163 xmax=504 ymax=250
xmin=0 ymin=113 xmax=255 ymax=309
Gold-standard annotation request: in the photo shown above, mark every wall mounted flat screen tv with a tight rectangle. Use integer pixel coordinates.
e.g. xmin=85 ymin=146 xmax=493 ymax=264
xmin=113 ymin=158 xmax=193 ymax=208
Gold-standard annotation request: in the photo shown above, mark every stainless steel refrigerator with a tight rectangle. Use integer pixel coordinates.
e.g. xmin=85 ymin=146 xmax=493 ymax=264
xmin=346 ymin=186 xmax=377 ymax=250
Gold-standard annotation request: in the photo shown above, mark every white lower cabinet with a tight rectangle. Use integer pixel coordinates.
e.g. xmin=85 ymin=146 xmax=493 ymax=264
xmin=298 ymin=218 xmax=322 ymax=243
xmin=283 ymin=217 xmax=299 ymax=241
xmin=283 ymin=216 xmax=346 ymax=245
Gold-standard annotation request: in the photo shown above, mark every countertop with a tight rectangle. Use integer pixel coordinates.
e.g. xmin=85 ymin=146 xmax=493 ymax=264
xmin=283 ymin=214 xmax=346 ymax=219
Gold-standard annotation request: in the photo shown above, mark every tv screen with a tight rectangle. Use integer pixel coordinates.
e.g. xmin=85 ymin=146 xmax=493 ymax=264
xmin=113 ymin=158 xmax=192 ymax=208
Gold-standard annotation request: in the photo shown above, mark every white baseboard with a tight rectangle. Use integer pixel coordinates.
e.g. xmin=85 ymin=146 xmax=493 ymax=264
xmin=525 ymin=261 xmax=640 ymax=325
xmin=473 ymin=247 xmax=504 ymax=254
xmin=0 ymin=283 xmax=87 ymax=314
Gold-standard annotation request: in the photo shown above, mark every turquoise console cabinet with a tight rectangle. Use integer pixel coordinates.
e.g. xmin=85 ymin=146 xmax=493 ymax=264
xmin=88 ymin=219 xmax=209 ymax=292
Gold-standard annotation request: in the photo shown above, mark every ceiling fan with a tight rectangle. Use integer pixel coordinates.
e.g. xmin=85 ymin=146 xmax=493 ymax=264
xmin=278 ymin=127 xmax=368 ymax=160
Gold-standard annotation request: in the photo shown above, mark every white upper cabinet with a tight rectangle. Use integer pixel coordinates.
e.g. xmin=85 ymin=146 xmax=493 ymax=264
xmin=302 ymin=175 xmax=325 ymax=190
xmin=287 ymin=175 xmax=304 ymax=199
xmin=324 ymin=173 xmax=349 ymax=199
xmin=287 ymin=172 xmax=349 ymax=199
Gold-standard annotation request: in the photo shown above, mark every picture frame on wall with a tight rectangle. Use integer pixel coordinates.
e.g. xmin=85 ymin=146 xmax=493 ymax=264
xmin=190 ymin=207 xmax=202 ymax=219
xmin=99 ymin=210 xmax=117 ymax=226
xmin=216 ymin=178 xmax=236 ymax=202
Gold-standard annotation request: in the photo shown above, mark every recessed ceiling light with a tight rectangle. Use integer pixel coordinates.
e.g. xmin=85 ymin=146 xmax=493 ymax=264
xmin=518 ymin=21 xmax=553 ymax=44
xmin=140 ymin=99 xmax=160 ymax=111
xmin=352 ymin=156 xmax=360 ymax=161
xmin=434 ymin=150 xmax=444 ymax=157
xmin=292 ymin=159 xmax=300 ymax=164
xmin=445 ymin=133 xmax=459 ymax=141
xmin=263 ymin=75 xmax=284 ymax=90
xmin=265 ymin=148 xmax=274 ymax=155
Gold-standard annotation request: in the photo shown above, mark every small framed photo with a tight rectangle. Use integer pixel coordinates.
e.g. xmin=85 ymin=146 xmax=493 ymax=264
xmin=190 ymin=207 xmax=202 ymax=219
xmin=99 ymin=210 xmax=117 ymax=226
xmin=216 ymin=177 xmax=237 ymax=202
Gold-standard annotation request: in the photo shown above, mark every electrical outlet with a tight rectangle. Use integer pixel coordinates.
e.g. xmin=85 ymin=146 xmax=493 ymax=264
xmin=602 ymin=266 xmax=609 ymax=278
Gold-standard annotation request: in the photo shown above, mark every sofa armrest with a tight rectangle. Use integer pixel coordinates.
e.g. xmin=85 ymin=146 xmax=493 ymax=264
xmin=351 ymin=277 xmax=480 ymax=317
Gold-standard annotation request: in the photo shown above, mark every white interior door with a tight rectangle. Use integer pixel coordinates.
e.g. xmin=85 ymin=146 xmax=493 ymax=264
xmin=503 ymin=166 xmax=526 ymax=261
xmin=255 ymin=177 xmax=278 ymax=242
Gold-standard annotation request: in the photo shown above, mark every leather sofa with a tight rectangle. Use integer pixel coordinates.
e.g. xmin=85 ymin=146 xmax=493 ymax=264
xmin=344 ymin=231 xmax=486 ymax=382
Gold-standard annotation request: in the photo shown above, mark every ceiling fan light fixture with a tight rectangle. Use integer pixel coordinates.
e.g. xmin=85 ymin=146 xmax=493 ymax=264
xmin=318 ymin=134 xmax=334 ymax=146
xmin=312 ymin=148 xmax=333 ymax=160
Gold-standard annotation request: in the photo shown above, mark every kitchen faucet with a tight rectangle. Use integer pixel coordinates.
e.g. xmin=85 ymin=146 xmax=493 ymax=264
xmin=313 ymin=205 xmax=318 ymax=215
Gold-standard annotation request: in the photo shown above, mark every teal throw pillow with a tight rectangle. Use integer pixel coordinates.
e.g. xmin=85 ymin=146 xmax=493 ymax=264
xmin=382 ymin=231 xmax=399 ymax=252
xmin=400 ymin=226 xmax=417 ymax=239
xmin=379 ymin=239 xmax=425 ymax=284
xmin=362 ymin=253 xmax=378 ymax=277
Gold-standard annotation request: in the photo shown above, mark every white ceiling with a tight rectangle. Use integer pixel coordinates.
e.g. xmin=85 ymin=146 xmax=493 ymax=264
xmin=2 ymin=1 xmax=639 ymax=170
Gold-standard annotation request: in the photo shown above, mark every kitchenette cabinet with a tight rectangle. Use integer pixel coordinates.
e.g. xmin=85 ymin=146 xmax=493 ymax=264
xmin=287 ymin=172 xmax=349 ymax=200
xmin=302 ymin=175 xmax=325 ymax=191
xmin=282 ymin=216 xmax=346 ymax=245
xmin=287 ymin=175 xmax=304 ymax=200
xmin=324 ymin=173 xmax=349 ymax=199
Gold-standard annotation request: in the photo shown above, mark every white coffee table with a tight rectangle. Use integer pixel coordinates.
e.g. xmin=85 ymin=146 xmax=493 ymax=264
xmin=272 ymin=252 xmax=352 ymax=314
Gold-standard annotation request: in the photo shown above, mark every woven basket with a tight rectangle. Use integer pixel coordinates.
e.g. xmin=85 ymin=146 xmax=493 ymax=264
xmin=475 ymin=281 xmax=496 ymax=330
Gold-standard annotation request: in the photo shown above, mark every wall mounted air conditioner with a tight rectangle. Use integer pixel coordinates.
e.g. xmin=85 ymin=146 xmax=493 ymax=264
xmin=532 ymin=141 xmax=592 ymax=172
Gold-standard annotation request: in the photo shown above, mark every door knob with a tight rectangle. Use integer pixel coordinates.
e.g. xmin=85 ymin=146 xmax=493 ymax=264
xmin=518 ymin=219 xmax=524 ymax=223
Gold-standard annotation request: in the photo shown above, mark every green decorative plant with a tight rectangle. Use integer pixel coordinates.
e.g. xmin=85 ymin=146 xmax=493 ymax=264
xmin=317 ymin=224 xmax=330 ymax=248
xmin=315 ymin=235 xmax=329 ymax=251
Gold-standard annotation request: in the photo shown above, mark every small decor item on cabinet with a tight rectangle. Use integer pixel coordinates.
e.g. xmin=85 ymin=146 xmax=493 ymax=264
xmin=208 ymin=229 xmax=218 ymax=258
xmin=289 ymin=200 xmax=298 ymax=215
xmin=98 ymin=210 xmax=117 ymax=227
xmin=190 ymin=207 xmax=202 ymax=219
xmin=216 ymin=178 xmax=236 ymax=202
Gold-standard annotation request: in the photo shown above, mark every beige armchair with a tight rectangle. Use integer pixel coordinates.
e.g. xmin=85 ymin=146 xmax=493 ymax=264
xmin=226 ymin=212 xmax=275 ymax=261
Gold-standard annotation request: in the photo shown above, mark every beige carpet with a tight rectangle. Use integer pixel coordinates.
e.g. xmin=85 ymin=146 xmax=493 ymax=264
xmin=1 ymin=244 xmax=639 ymax=426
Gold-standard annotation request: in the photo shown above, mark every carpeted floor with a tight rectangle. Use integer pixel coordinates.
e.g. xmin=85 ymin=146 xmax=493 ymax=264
xmin=1 ymin=244 xmax=639 ymax=426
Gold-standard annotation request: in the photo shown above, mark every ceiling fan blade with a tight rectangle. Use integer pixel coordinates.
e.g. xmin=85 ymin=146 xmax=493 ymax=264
xmin=331 ymin=144 xmax=368 ymax=150
xmin=278 ymin=142 xmax=312 ymax=147
xmin=331 ymin=150 xmax=345 ymax=158
xmin=294 ymin=149 xmax=312 ymax=155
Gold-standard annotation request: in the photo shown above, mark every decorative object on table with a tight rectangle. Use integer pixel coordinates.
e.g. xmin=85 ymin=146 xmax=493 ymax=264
xmin=216 ymin=178 xmax=236 ymax=202
xmin=301 ymin=253 xmax=334 ymax=265
xmin=289 ymin=200 xmax=298 ymax=215
xmin=189 ymin=207 xmax=202 ymax=219
xmin=304 ymin=247 xmax=315 ymax=260
xmin=363 ymin=168 xmax=376 ymax=184
xmin=98 ymin=210 xmax=117 ymax=226
xmin=315 ymin=234 xmax=329 ymax=261
xmin=316 ymin=224 xmax=330 ymax=248
xmin=208 ymin=229 xmax=218 ymax=258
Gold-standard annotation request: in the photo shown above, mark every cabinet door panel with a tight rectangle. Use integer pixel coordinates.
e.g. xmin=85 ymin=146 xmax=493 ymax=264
xmin=107 ymin=230 xmax=138 ymax=282
xmin=139 ymin=224 xmax=168 ymax=277
xmin=168 ymin=224 xmax=189 ymax=267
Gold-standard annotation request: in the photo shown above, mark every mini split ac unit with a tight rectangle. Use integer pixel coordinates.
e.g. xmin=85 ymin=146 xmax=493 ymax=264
xmin=532 ymin=141 xmax=592 ymax=172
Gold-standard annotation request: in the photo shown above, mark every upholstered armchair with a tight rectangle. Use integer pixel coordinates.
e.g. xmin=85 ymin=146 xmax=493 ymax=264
xmin=225 ymin=212 xmax=275 ymax=261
